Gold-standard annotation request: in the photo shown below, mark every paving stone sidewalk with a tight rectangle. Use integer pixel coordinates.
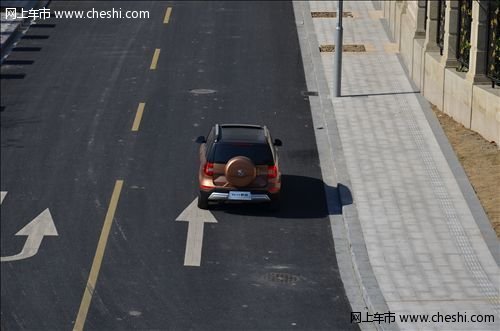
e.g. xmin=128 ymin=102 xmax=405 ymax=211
xmin=305 ymin=1 xmax=499 ymax=330
xmin=1 ymin=12 xmax=23 ymax=55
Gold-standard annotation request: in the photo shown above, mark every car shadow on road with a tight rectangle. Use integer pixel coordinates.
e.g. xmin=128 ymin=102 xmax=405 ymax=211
xmin=212 ymin=174 xmax=352 ymax=219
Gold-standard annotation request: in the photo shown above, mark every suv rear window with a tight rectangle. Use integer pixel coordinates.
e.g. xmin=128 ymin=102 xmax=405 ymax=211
xmin=209 ymin=143 xmax=274 ymax=165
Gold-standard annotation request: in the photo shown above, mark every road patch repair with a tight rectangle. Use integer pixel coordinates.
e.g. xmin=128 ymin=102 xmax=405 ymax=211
xmin=319 ymin=44 xmax=366 ymax=53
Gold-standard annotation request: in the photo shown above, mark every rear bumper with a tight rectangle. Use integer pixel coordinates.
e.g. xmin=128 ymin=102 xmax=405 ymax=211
xmin=208 ymin=191 xmax=271 ymax=202
xmin=200 ymin=187 xmax=280 ymax=203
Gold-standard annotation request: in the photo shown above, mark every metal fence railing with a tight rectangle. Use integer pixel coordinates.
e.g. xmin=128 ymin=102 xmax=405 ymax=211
xmin=423 ymin=0 xmax=428 ymax=32
xmin=457 ymin=0 xmax=473 ymax=71
xmin=486 ymin=0 xmax=500 ymax=86
xmin=437 ymin=0 xmax=446 ymax=55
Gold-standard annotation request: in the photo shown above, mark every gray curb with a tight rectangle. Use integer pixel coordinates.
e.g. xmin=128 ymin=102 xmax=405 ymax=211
xmin=293 ymin=2 xmax=397 ymax=330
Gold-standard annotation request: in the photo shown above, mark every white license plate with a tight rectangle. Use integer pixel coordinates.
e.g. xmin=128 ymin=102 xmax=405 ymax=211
xmin=228 ymin=191 xmax=252 ymax=201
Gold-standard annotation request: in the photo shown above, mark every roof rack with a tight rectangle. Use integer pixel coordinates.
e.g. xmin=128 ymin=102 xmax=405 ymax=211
xmin=219 ymin=124 xmax=263 ymax=129
xmin=215 ymin=124 xmax=221 ymax=142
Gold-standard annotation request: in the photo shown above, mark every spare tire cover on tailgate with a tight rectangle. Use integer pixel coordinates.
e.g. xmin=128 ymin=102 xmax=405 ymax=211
xmin=225 ymin=156 xmax=256 ymax=187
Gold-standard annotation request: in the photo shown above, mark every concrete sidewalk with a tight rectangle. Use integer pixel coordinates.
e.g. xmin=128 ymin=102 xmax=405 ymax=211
xmin=294 ymin=1 xmax=499 ymax=330
xmin=1 ymin=1 xmax=47 ymax=61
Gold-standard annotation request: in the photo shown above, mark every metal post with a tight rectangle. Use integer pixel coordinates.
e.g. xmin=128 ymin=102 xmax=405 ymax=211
xmin=333 ymin=0 xmax=343 ymax=97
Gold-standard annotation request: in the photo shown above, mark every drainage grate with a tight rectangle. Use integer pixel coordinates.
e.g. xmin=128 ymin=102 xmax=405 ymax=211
xmin=301 ymin=91 xmax=319 ymax=97
xmin=264 ymin=272 xmax=300 ymax=285
xmin=319 ymin=44 xmax=366 ymax=52
xmin=189 ymin=88 xmax=217 ymax=95
xmin=311 ymin=11 xmax=353 ymax=18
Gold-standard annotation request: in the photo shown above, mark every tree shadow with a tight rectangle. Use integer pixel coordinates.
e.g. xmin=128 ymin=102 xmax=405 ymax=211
xmin=210 ymin=174 xmax=352 ymax=219
xmin=12 ymin=47 xmax=41 ymax=52
xmin=2 ymin=60 xmax=35 ymax=65
xmin=1 ymin=115 xmax=39 ymax=129
xmin=1 ymin=110 xmax=39 ymax=148
xmin=0 ymin=73 xmax=26 ymax=79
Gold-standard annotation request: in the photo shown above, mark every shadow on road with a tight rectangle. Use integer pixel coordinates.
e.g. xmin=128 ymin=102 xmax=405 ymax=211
xmin=211 ymin=174 xmax=352 ymax=219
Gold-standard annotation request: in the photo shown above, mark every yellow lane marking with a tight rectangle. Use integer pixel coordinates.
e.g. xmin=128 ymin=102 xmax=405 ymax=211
xmin=150 ymin=48 xmax=161 ymax=70
xmin=164 ymin=7 xmax=172 ymax=24
xmin=131 ymin=102 xmax=146 ymax=131
xmin=73 ymin=180 xmax=124 ymax=331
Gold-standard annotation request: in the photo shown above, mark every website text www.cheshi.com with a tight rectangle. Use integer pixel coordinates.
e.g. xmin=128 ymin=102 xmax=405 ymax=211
xmin=351 ymin=311 xmax=496 ymax=325
xmin=5 ymin=7 xmax=150 ymax=21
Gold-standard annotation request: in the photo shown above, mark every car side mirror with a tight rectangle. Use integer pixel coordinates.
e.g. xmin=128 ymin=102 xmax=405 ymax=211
xmin=195 ymin=136 xmax=206 ymax=144
xmin=274 ymin=139 xmax=282 ymax=146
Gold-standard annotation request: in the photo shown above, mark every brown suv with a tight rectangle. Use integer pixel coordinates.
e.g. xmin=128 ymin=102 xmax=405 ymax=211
xmin=196 ymin=124 xmax=282 ymax=210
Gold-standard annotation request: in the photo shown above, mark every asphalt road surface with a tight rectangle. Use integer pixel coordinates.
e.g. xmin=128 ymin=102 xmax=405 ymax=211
xmin=1 ymin=1 xmax=357 ymax=330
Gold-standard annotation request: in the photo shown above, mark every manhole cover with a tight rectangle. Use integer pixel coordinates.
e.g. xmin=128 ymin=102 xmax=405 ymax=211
xmin=311 ymin=11 xmax=353 ymax=18
xmin=190 ymin=89 xmax=217 ymax=95
xmin=264 ymin=272 xmax=300 ymax=285
xmin=128 ymin=310 xmax=142 ymax=317
xmin=319 ymin=44 xmax=366 ymax=52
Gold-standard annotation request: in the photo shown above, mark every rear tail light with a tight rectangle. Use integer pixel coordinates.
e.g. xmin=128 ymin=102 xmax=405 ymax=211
xmin=269 ymin=186 xmax=280 ymax=193
xmin=203 ymin=162 xmax=214 ymax=176
xmin=267 ymin=165 xmax=278 ymax=178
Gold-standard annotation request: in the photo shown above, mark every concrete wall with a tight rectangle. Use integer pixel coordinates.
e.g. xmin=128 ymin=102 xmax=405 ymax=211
xmin=389 ymin=1 xmax=397 ymax=40
xmin=380 ymin=0 xmax=500 ymax=145
xmin=471 ymin=86 xmax=500 ymax=143
xmin=383 ymin=1 xmax=390 ymax=22
xmin=412 ymin=38 xmax=425 ymax=89
xmin=423 ymin=52 xmax=445 ymax=110
xmin=394 ymin=2 xmax=404 ymax=45
xmin=399 ymin=2 xmax=417 ymax=75
xmin=443 ymin=69 xmax=473 ymax=127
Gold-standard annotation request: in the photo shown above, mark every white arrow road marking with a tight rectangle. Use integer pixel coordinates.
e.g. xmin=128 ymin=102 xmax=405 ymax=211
xmin=1 ymin=208 xmax=58 ymax=262
xmin=176 ymin=198 xmax=217 ymax=267
xmin=0 ymin=191 xmax=6 ymax=204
